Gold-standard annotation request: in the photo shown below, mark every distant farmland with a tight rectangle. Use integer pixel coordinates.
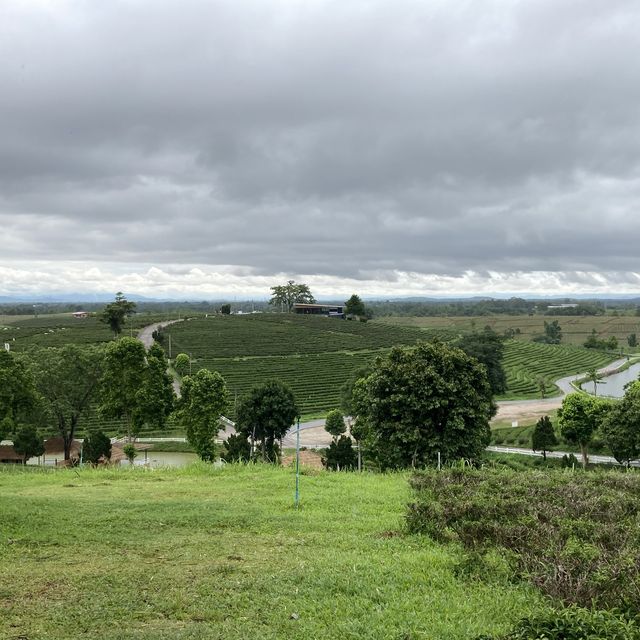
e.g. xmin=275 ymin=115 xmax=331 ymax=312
xmin=379 ymin=314 xmax=640 ymax=347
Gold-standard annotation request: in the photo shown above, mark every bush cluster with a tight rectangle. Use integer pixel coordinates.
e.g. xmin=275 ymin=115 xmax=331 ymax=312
xmin=477 ymin=606 xmax=640 ymax=639
xmin=407 ymin=468 xmax=640 ymax=613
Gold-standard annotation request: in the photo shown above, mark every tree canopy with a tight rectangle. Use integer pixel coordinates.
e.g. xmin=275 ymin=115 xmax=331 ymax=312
xmin=13 ymin=424 xmax=44 ymax=464
xmin=324 ymin=409 xmax=346 ymax=440
xmin=29 ymin=344 xmax=104 ymax=460
xmin=531 ymin=415 xmax=558 ymax=460
xmin=100 ymin=292 xmax=136 ymax=337
xmin=99 ymin=338 xmax=175 ymax=439
xmin=558 ymin=393 xmax=610 ymax=468
xmin=175 ymin=369 xmax=229 ymax=461
xmin=344 ymin=294 xmax=366 ymax=318
xmin=0 ymin=350 xmax=37 ymax=434
xmin=353 ymin=341 xmax=495 ymax=469
xmin=269 ymin=280 xmax=315 ymax=312
xmin=236 ymin=380 xmax=299 ymax=462
xmin=457 ymin=325 xmax=507 ymax=395
xmin=601 ymin=381 xmax=640 ymax=466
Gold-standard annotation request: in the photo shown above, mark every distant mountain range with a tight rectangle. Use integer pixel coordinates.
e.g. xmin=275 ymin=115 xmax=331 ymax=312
xmin=2 ymin=292 xmax=640 ymax=304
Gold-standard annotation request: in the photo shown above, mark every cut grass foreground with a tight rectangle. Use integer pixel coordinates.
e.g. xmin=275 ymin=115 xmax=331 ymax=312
xmin=0 ymin=464 xmax=545 ymax=640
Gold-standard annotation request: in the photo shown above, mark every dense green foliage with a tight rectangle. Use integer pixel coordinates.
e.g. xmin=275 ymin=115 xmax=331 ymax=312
xmin=173 ymin=352 xmax=190 ymax=377
xmin=601 ymin=381 xmax=640 ymax=465
xmin=583 ymin=328 xmax=618 ymax=350
xmin=28 ymin=344 xmax=104 ymax=460
xmin=100 ymin=292 xmax=137 ymax=337
xmin=344 ymin=293 xmax=366 ymax=318
xmin=176 ymin=369 xmax=229 ymax=461
xmin=322 ymin=435 xmax=358 ymax=470
xmin=269 ymin=280 xmax=315 ymax=311
xmin=458 ymin=326 xmax=507 ymax=394
xmin=12 ymin=424 xmax=45 ymax=463
xmin=0 ymin=350 xmax=36 ymax=431
xmin=558 ymin=393 xmax=610 ymax=467
xmin=324 ymin=409 xmax=346 ymax=439
xmin=408 ymin=468 xmax=640 ymax=613
xmin=533 ymin=320 xmax=563 ymax=344
xmin=235 ymin=380 xmax=299 ymax=462
xmin=0 ymin=465 xmax=544 ymax=639
xmin=531 ymin=415 xmax=558 ymax=460
xmin=477 ymin=607 xmax=640 ymax=640
xmin=82 ymin=430 xmax=112 ymax=464
xmin=354 ymin=342 xmax=494 ymax=469
xmin=99 ymin=339 xmax=175 ymax=438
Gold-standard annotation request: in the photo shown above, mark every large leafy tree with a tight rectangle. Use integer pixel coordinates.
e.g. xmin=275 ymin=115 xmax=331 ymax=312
xmin=0 ymin=350 xmax=37 ymax=437
xmin=531 ymin=415 xmax=558 ymax=460
xmin=175 ymin=369 xmax=228 ymax=461
xmin=236 ymin=380 xmax=299 ymax=462
xmin=29 ymin=345 xmax=104 ymax=460
xmin=135 ymin=343 xmax=175 ymax=432
xmin=101 ymin=292 xmax=137 ymax=337
xmin=558 ymin=393 xmax=610 ymax=468
xmin=601 ymin=381 xmax=640 ymax=466
xmin=457 ymin=326 xmax=507 ymax=395
xmin=353 ymin=341 xmax=495 ymax=469
xmin=344 ymin=294 xmax=366 ymax=318
xmin=100 ymin=338 xmax=175 ymax=439
xmin=269 ymin=280 xmax=315 ymax=312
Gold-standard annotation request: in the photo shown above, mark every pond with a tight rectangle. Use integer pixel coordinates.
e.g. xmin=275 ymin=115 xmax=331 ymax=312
xmin=27 ymin=450 xmax=199 ymax=468
xmin=583 ymin=362 xmax=640 ymax=398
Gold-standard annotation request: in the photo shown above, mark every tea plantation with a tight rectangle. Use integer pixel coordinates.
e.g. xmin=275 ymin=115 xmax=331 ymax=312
xmin=164 ymin=314 xmax=618 ymax=416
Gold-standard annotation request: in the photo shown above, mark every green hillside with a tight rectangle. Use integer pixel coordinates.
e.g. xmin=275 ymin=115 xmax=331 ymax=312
xmin=0 ymin=464 xmax=543 ymax=639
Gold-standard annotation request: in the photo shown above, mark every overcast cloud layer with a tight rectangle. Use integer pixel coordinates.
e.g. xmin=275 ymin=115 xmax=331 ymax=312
xmin=2 ymin=0 xmax=640 ymax=298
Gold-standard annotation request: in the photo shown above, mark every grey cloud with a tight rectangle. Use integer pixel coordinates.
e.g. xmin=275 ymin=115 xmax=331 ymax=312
xmin=2 ymin=0 xmax=640 ymax=289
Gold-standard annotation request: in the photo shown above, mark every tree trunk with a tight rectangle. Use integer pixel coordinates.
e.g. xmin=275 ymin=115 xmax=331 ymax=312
xmin=357 ymin=441 xmax=362 ymax=472
xmin=542 ymin=449 xmax=547 ymax=461
xmin=580 ymin=443 xmax=589 ymax=468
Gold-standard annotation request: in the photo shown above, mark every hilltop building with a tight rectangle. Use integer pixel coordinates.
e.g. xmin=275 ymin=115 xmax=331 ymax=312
xmin=293 ymin=303 xmax=345 ymax=318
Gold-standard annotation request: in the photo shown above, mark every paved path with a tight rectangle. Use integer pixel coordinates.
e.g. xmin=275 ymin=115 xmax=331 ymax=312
xmin=493 ymin=357 xmax=629 ymax=423
xmin=488 ymin=445 xmax=639 ymax=467
xmin=137 ymin=319 xmax=183 ymax=349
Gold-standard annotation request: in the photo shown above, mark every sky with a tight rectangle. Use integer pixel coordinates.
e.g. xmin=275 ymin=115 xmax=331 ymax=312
xmin=2 ymin=0 xmax=640 ymax=300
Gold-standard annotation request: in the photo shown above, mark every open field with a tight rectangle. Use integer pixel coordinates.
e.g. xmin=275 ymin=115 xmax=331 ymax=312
xmin=380 ymin=314 xmax=640 ymax=347
xmin=0 ymin=464 xmax=544 ymax=640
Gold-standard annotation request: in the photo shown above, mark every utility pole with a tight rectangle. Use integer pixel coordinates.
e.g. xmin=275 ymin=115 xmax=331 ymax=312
xmin=295 ymin=416 xmax=301 ymax=509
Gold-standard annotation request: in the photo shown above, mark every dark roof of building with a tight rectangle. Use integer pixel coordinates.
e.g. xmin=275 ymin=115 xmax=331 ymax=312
xmin=0 ymin=445 xmax=23 ymax=461
xmin=44 ymin=437 xmax=82 ymax=456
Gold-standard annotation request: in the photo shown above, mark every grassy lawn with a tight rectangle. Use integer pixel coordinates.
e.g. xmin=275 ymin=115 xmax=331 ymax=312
xmin=0 ymin=464 xmax=544 ymax=639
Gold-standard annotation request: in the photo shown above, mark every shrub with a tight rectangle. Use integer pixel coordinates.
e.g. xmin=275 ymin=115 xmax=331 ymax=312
xmin=322 ymin=435 xmax=357 ymax=471
xmin=476 ymin=606 xmax=640 ymax=639
xmin=174 ymin=353 xmax=190 ymax=377
xmin=407 ymin=468 xmax=640 ymax=613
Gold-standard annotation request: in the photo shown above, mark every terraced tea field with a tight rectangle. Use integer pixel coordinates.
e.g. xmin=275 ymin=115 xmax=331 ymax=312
xmin=163 ymin=315 xmax=428 ymax=416
xmin=501 ymin=341 xmax=615 ymax=399
xmin=164 ymin=314 xmax=620 ymax=416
